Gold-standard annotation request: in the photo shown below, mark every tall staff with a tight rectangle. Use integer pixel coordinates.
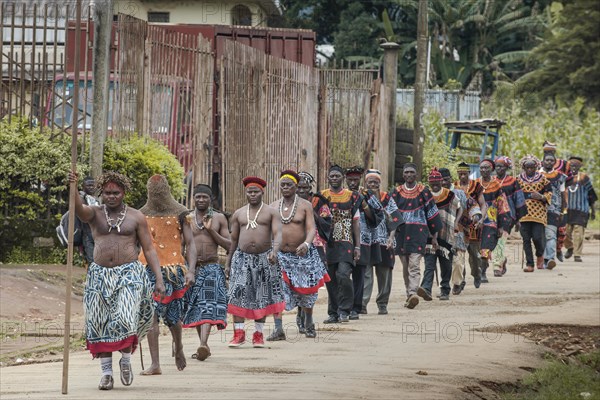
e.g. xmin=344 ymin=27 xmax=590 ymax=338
xmin=62 ymin=0 xmax=82 ymax=394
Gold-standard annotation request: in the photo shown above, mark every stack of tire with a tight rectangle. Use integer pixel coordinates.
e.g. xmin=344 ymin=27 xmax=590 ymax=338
xmin=394 ymin=127 xmax=414 ymax=185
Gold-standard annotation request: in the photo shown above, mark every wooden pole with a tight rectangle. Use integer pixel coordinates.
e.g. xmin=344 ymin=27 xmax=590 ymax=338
xmin=413 ymin=0 xmax=428 ymax=180
xmin=62 ymin=0 xmax=82 ymax=394
xmin=90 ymin=0 xmax=113 ymax=179
xmin=380 ymin=41 xmax=400 ymax=188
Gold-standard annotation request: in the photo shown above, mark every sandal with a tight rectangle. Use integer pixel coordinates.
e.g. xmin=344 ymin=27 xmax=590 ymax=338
xmin=191 ymin=345 xmax=211 ymax=361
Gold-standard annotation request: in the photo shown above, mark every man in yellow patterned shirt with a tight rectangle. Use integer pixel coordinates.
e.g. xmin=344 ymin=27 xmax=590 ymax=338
xmin=516 ymin=156 xmax=553 ymax=272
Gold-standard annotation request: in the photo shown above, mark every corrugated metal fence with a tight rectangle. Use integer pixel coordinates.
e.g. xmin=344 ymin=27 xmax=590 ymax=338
xmin=396 ymin=89 xmax=480 ymax=120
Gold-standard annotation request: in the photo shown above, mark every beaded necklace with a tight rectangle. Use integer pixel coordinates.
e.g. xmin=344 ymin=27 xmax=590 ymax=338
xmin=246 ymin=202 xmax=264 ymax=230
xmin=279 ymin=195 xmax=298 ymax=224
xmin=103 ymin=204 xmax=127 ymax=233
xmin=194 ymin=208 xmax=213 ymax=231
xmin=519 ymin=172 xmax=541 ymax=184
xmin=568 ymin=172 xmax=582 ymax=193
xmin=496 ymin=175 xmax=508 ymax=188
xmin=480 ymin=177 xmax=493 ymax=191
xmin=402 ymin=183 xmax=418 ymax=192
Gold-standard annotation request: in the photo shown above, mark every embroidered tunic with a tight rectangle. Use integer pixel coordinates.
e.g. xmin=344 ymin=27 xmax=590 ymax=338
xmin=391 ymin=184 xmax=442 ymax=255
xmin=357 ymin=192 xmax=385 ymax=265
xmin=517 ymin=173 xmax=553 ymax=225
xmin=451 ymin=187 xmax=469 ymax=251
xmin=455 ymin=180 xmax=485 ymax=242
xmin=476 ymin=178 xmax=511 ymax=257
xmin=318 ymin=188 xmax=362 ymax=263
xmin=495 ymin=175 xmax=527 ymax=233
xmin=541 ymin=169 xmax=567 ymax=227
xmin=310 ymin=194 xmax=333 ymax=262
xmin=363 ymin=192 xmax=404 ymax=268
xmin=426 ymin=187 xmax=460 ymax=260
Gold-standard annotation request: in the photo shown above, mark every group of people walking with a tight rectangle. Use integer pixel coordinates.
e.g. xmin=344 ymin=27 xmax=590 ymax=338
xmin=68 ymin=141 xmax=596 ymax=391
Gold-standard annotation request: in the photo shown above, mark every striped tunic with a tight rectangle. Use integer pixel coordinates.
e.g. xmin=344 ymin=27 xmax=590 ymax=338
xmin=566 ymin=173 xmax=597 ymax=227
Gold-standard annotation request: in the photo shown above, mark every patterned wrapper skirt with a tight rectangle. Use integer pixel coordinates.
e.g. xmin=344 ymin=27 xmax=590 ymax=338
xmin=277 ymin=245 xmax=330 ymax=310
xmin=227 ymin=249 xmax=285 ymax=319
xmin=146 ymin=265 xmax=187 ymax=327
xmin=84 ymin=261 xmax=154 ymax=358
xmin=182 ymin=264 xmax=228 ymax=329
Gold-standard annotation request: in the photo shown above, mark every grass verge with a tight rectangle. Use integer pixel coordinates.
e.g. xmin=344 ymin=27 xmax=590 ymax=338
xmin=500 ymin=351 xmax=600 ymax=400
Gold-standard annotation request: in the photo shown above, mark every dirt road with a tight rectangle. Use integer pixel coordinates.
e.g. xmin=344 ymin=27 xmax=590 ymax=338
xmin=1 ymin=241 xmax=599 ymax=399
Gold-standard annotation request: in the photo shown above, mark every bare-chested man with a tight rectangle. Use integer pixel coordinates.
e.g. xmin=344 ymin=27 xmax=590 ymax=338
xmin=68 ymin=171 xmax=165 ymax=391
xmin=226 ymin=176 xmax=284 ymax=348
xmin=267 ymin=170 xmax=330 ymax=341
xmin=181 ymin=184 xmax=230 ymax=361
xmin=138 ymin=175 xmax=197 ymax=375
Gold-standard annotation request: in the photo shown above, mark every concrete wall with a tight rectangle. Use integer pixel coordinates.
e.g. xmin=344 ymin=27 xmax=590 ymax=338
xmin=117 ymin=1 xmax=271 ymax=27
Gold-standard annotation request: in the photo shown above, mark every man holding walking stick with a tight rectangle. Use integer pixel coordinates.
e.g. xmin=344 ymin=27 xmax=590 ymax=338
xmin=68 ymin=170 xmax=165 ymax=390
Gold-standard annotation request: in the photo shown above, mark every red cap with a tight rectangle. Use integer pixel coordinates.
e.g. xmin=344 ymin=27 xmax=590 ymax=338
xmin=428 ymin=167 xmax=443 ymax=183
xmin=242 ymin=176 xmax=267 ymax=190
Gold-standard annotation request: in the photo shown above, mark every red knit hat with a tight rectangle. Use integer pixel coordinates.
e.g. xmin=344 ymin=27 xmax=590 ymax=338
xmin=428 ymin=167 xmax=443 ymax=183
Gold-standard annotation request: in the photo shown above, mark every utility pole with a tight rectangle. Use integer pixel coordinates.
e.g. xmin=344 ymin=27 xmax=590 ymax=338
xmin=413 ymin=0 xmax=428 ymax=179
xmin=379 ymin=41 xmax=400 ymax=188
xmin=90 ymin=0 xmax=113 ymax=178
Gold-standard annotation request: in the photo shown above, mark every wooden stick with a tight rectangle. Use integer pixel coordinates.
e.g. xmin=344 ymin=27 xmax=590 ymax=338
xmin=62 ymin=0 xmax=82 ymax=394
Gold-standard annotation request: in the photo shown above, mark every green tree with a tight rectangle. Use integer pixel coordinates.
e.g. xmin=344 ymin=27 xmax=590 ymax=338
xmin=517 ymin=0 xmax=600 ymax=109
xmin=333 ymin=2 xmax=383 ymax=59
xmin=423 ymin=0 xmax=546 ymax=93
xmin=102 ymin=136 xmax=185 ymax=208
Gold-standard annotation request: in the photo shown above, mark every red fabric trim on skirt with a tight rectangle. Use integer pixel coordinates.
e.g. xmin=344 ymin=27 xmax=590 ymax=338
xmin=87 ymin=335 xmax=138 ymax=358
xmin=182 ymin=319 xmax=227 ymax=330
xmin=227 ymin=302 xmax=285 ymax=320
xmin=153 ymin=287 xmax=188 ymax=304
xmin=281 ymin=271 xmax=331 ymax=295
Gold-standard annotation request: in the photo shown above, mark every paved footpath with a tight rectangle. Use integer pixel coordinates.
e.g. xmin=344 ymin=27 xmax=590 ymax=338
xmin=1 ymin=241 xmax=599 ymax=400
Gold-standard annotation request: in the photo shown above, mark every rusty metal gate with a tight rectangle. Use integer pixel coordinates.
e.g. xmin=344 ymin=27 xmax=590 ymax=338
xmin=0 ymin=1 xmax=93 ymax=139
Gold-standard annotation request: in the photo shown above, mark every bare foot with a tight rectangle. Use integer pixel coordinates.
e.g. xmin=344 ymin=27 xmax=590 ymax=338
xmin=194 ymin=345 xmax=211 ymax=361
xmin=175 ymin=348 xmax=186 ymax=371
xmin=139 ymin=365 xmax=162 ymax=375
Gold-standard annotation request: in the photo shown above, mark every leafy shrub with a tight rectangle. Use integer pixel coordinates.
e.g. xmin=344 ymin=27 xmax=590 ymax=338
xmin=102 ymin=135 xmax=185 ymax=208
xmin=422 ymin=112 xmax=458 ymax=179
xmin=0 ymin=118 xmax=87 ymax=221
xmin=0 ymin=118 xmax=185 ymax=262
xmin=397 ymin=109 xmax=458 ymax=181
xmin=484 ymin=93 xmax=600 ymax=192
xmin=5 ymin=246 xmax=67 ymax=264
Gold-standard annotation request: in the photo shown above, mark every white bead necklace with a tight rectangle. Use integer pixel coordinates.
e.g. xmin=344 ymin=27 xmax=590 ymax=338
xmin=246 ymin=202 xmax=264 ymax=230
xmin=103 ymin=204 xmax=127 ymax=233
xmin=403 ymin=183 xmax=418 ymax=192
xmin=279 ymin=195 xmax=298 ymax=224
xmin=568 ymin=173 xmax=582 ymax=193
